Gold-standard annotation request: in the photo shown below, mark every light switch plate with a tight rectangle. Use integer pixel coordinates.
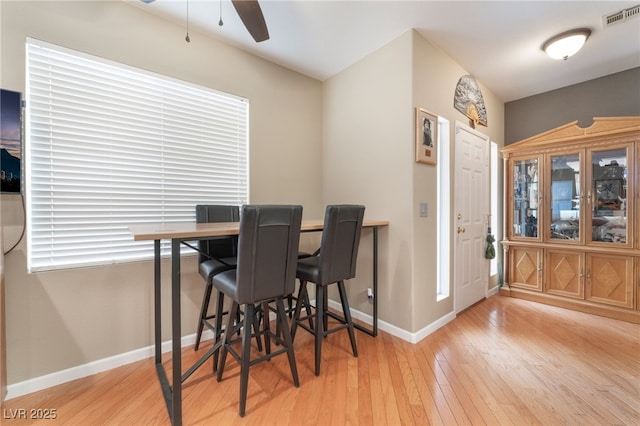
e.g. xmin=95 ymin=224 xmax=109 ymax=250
xmin=420 ymin=202 xmax=428 ymax=217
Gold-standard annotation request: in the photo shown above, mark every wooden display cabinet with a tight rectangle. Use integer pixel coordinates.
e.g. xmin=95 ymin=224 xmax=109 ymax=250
xmin=501 ymin=117 xmax=640 ymax=323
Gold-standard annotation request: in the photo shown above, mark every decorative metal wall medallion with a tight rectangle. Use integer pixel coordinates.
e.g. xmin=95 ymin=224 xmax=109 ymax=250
xmin=454 ymin=75 xmax=488 ymax=127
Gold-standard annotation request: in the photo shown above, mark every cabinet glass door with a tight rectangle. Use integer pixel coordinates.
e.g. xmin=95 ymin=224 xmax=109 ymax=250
xmin=590 ymin=147 xmax=627 ymax=244
xmin=512 ymin=157 xmax=539 ymax=238
xmin=549 ymin=153 xmax=581 ymax=241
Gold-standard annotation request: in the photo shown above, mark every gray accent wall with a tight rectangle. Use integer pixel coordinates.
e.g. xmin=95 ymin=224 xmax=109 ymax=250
xmin=505 ymin=67 xmax=640 ymax=145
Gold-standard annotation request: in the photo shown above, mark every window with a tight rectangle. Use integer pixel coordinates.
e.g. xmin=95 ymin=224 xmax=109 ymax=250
xmin=490 ymin=141 xmax=499 ymax=278
xmin=25 ymin=38 xmax=248 ymax=272
xmin=437 ymin=117 xmax=450 ymax=300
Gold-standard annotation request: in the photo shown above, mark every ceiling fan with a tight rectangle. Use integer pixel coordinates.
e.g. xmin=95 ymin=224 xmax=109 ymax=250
xmin=140 ymin=0 xmax=269 ymax=43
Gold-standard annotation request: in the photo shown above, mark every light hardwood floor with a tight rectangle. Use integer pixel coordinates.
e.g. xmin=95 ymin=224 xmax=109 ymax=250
xmin=2 ymin=295 xmax=639 ymax=425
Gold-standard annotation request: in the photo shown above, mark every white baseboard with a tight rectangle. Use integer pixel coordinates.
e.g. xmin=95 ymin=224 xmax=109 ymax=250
xmin=5 ymin=332 xmax=206 ymax=401
xmin=7 ymin=302 xmax=455 ymax=400
xmin=326 ymin=299 xmax=455 ymax=344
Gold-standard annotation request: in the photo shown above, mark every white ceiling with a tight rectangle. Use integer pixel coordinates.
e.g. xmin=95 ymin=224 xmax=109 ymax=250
xmin=127 ymin=0 xmax=640 ymax=102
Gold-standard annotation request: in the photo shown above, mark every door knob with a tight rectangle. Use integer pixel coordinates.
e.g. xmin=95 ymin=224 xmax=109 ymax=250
xmin=457 ymin=226 xmax=466 ymax=234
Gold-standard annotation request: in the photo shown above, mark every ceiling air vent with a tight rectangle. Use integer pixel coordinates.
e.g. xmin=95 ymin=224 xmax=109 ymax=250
xmin=603 ymin=4 xmax=640 ymax=27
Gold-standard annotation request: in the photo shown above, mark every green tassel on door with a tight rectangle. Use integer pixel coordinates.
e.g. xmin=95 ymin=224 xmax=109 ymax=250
xmin=485 ymin=234 xmax=496 ymax=259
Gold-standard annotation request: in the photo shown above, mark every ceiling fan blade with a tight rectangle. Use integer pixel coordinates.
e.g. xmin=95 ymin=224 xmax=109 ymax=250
xmin=231 ymin=0 xmax=270 ymax=43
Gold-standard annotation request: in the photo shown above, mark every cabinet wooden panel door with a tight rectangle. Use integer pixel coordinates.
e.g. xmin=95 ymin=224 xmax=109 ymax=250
xmin=636 ymin=257 xmax=639 ymax=311
xmin=508 ymin=155 xmax=543 ymax=242
xmin=637 ymin=141 xmax=639 ymax=251
xmin=637 ymin=258 xmax=639 ymax=311
xmin=586 ymin=253 xmax=634 ymax=308
xmin=545 ymin=250 xmax=584 ymax=299
xmin=509 ymin=246 xmax=543 ymax=291
xmin=545 ymin=150 xmax=584 ymax=245
xmin=586 ymin=143 xmax=634 ymax=249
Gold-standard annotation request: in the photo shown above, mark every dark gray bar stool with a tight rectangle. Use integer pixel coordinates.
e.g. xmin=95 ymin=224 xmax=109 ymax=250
xmin=291 ymin=204 xmax=365 ymax=376
xmin=194 ymin=205 xmax=239 ymax=351
xmin=212 ymin=204 xmax=302 ymax=417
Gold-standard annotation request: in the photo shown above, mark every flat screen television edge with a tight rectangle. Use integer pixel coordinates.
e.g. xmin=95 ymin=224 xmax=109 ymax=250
xmin=0 ymin=88 xmax=23 ymax=194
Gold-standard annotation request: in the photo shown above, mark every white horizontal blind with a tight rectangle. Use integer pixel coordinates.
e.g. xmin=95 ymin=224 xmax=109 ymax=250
xmin=25 ymin=38 xmax=248 ymax=272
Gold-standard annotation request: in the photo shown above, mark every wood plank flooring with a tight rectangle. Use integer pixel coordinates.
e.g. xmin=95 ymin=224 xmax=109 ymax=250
xmin=2 ymin=295 xmax=639 ymax=425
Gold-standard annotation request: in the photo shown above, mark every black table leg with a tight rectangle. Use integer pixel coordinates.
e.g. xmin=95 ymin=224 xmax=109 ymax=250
xmin=171 ymin=238 xmax=182 ymax=425
xmin=154 ymin=240 xmax=162 ymax=363
xmin=353 ymin=226 xmax=379 ymax=337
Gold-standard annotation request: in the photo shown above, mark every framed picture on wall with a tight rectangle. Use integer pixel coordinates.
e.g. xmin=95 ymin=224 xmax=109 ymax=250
xmin=415 ymin=107 xmax=437 ymax=165
xmin=1 ymin=89 xmax=22 ymax=193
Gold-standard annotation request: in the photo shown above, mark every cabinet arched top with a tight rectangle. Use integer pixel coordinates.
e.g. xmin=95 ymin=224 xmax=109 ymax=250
xmin=502 ymin=116 xmax=640 ymax=155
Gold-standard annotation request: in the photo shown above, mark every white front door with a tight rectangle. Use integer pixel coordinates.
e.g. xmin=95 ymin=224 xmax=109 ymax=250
xmin=454 ymin=122 xmax=490 ymax=312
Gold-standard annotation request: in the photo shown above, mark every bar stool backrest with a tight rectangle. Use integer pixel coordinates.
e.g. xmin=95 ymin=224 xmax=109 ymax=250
xmin=317 ymin=205 xmax=365 ymax=286
xmin=195 ymin=204 xmax=240 ymax=264
xmin=235 ymin=205 xmax=303 ymax=305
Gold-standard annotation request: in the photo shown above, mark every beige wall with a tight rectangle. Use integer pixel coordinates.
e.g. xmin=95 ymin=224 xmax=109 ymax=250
xmin=323 ymin=30 xmax=504 ymax=333
xmin=0 ymin=1 xmax=322 ymax=384
xmin=323 ymin=31 xmax=414 ymax=330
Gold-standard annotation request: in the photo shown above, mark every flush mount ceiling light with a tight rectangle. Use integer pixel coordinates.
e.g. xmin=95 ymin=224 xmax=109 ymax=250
xmin=542 ymin=28 xmax=591 ymax=60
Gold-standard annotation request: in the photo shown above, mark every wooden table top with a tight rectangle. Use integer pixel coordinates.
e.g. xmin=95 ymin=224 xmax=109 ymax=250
xmin=129 ymin=219 xmax=389 ymax=241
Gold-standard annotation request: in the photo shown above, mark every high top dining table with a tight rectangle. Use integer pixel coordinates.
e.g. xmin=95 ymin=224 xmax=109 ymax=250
xmin=129 ymin=219 xmax=388 ymax=425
